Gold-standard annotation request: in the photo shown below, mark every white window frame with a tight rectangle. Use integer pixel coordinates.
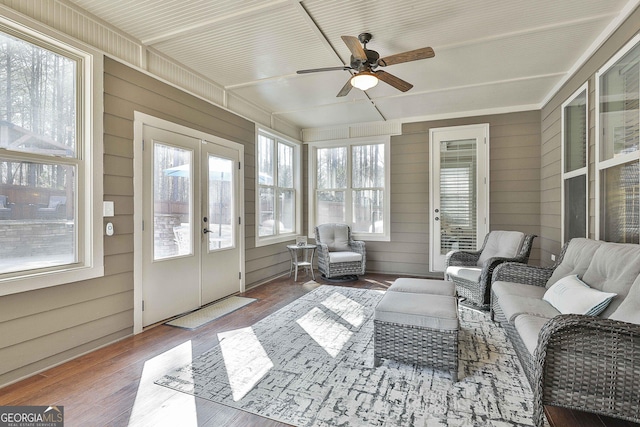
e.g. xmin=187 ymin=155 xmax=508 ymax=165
xmin=308 ymin=136 xmax=391 ymax=242
xmin=595 ymin=33 xmax=640 ymax=241
xmin=561 ymin=82 xmax=589 ymax=244
xmin=0 ymin=9 xmax=104 ymax=296
xmin=255 ymin=127 xmax=302 ymax=247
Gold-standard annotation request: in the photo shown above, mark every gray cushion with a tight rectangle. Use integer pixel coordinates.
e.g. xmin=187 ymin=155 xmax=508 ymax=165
xmin=514 ymin=314 xmax=550 ymax=355
xmin=328 ymin=251 xmax=362 ymax=263
xmin=499 ymin=293 xmax=559 ymax=323
xmin=445 ymin=266 xmax=482 ymax=283
xmin=389 ymin=278 xmax=456 ymax=296
xmin=545 ymin=238 xmax=601 ymax=288
xmin=317 ymin=224 xmax=351 ymax=252
xmin=374 ymin=292 xmax=459 ymax=331
xmin=580 ymin=242 xmax=640 ymax=317
xmin=492 ymin=281 xmax=547 ymax=300
xmin=477 ymin=231 xmax=524 ymax=266
xmin=609 ymin=274 xmax=640 ymax=325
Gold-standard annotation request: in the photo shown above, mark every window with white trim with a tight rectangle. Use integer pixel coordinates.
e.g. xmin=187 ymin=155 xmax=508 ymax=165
xmin=596 ymin=34 xmax=640 ymax=244
xmin=0 ymin=13 xmax=103 ymax=295
xmin=256 ymin=130 xmax=300 ymax=245
xmin=561 ymin=83 xmax=588 ymax=243
xmin=309 ymin=138 xmax=390 ymax=241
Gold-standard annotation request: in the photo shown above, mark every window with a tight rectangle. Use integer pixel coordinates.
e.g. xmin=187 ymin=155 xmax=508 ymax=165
xmin=561 ymin=83 xmax=588 ymax=243
xmin=309 ymin=137 xmax=390 ymax=241
xmin=596 ymin=34 xmax=640 ymax=243
xmin=0 ymin=13 xmax=103 ymax=295
xmin=256 ymin=129 xmax=300 ymax=246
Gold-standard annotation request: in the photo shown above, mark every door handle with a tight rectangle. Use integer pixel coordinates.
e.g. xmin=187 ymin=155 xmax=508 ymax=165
xmin=203 ymin=228 xmax=210 ymax=234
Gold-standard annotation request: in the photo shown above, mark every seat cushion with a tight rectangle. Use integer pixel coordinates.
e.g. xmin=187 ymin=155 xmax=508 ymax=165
xmin=445 ymin=266 xmax=482 ymax=283
xmin=609 ymin=274 xmax=640 ymax=325
xmin=374 ymin=292 xmax=458 ymax=331
xmin=477 ymin=231 xmax=524 ymax=266
xmin=492 ymin=281 xmax=547 ymax=300
xmin=328 ymin=251 xmax=362 ymax=263
xmin=545 ymin=238 xmax=602 ymax=288
xmin=389 ymin=278 xmax=456 ymax=296
xmin=317 ymin=224 xmax=351 ymax=251
xmin=514 ymin=314 xmax=550 ymax=355
xmin=498 ymin=293 xmax=559 ymax=323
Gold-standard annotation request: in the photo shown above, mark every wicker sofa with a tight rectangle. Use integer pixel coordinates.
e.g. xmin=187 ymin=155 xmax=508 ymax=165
xmin=490 ymin=238 xmax=640 ymax=426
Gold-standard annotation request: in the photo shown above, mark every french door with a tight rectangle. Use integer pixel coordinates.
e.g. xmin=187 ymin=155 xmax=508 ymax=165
xmin=141 ymin=124 xmax=242 ymax=327
xmin=430 ymin=124 xmax=489 ymax=272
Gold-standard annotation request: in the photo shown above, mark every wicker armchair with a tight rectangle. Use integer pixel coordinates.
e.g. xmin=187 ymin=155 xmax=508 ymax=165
xmin=491 ymin=242 xmax=640 ymax=427
xmin=314 ymin=223 xmax=365 ymax=279
xmin=445 ymin=231 xmax=536 ymax=309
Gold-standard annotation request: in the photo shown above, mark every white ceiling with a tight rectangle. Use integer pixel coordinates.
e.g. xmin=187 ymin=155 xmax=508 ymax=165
xmin=68 ymin=0 xmax=638 ymax=131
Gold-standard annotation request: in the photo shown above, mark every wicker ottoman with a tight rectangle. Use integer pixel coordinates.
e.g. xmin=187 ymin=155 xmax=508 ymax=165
xmin=373 ymin=291 xmax=459 ymax=380
xmin=388 ymin=277 xmax=457 ymax=295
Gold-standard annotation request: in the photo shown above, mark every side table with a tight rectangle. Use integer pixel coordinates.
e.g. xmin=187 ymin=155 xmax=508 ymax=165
xmin=287 ymin=244 xmax=317 ymax=281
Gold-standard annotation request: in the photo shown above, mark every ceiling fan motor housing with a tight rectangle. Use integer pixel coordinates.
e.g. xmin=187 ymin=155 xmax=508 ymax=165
xmin=350 ymin=49 xmax=380 ymax=71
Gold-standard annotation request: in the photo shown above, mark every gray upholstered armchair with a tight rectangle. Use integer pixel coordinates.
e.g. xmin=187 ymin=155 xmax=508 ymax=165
xmin=445 ymin=230 xmax=536 ymax=309
xmin=315 ymin=223 xmax=366 ymax=279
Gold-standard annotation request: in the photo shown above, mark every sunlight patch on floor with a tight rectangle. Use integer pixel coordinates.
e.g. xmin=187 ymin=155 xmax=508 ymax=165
xmin=296 ymin=306 xmax=353 ymax=357
xmin=129 ymin=341 xmax=197 ymax=427
xmin=218 ymin=327 xmax=274 ymax=401
xmin=321 ymin=292 xmax=365 ymax=327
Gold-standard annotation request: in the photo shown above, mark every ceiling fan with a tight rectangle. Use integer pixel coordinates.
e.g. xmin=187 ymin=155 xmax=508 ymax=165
xmin=297 ymin=33 xmax=435 ymax=97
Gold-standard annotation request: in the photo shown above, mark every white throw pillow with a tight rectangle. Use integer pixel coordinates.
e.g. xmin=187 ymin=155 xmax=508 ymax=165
xmin=543 ymin=274 xmax=616 ymax=316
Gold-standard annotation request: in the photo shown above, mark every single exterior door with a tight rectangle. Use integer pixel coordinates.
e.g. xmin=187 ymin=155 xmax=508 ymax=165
xmin=201 ymin=141 xmax=242 ymax=305
xmin=430 ymin=124 xmax=489 ymax=272
xmin=142 ymin=125 xmax=201 ymax=326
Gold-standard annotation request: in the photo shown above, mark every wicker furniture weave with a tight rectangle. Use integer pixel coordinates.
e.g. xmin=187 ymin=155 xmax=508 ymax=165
xmin=490 ymin=240 xmax=640 ymax=427
xmin=314 ymin=223 xmax=365 ymax=279
xmin=374 ymin=285 xmax=459 ymax=379
xmin=445 ymin=232 xmax=536 ymax=309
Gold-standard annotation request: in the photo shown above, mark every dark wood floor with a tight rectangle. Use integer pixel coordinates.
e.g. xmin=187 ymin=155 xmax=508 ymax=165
xmin=0 ymin=273 xmax=637 ymax=426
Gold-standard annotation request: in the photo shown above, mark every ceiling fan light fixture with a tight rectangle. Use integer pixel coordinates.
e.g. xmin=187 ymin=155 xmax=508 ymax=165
xmin=350 ymin=71 xmax=378 ymax=91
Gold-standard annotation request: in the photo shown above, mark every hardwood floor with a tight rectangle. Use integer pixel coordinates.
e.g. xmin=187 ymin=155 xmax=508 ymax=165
xmin=0 ymin=273 xmax=637 ymax=426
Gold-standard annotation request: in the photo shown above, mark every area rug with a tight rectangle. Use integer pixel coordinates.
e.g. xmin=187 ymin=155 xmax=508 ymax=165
xmin=165 ymin=296 xmax=257 ymax=329
xmin=156 ymin=285 xmax=544 ymax=426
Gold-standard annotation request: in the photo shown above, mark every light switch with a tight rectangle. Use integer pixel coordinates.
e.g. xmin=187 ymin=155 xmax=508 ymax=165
xmin=103 ymin=201 xmax=114 ymax=217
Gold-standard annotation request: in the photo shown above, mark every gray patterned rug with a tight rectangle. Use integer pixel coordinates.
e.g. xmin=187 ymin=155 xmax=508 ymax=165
xmin=156 ymin=285 xmax=543 ymax=426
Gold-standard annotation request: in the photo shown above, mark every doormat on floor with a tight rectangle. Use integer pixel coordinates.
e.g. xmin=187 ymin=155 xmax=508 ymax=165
xmin=165 ymin=296 xmax=257 ymax=329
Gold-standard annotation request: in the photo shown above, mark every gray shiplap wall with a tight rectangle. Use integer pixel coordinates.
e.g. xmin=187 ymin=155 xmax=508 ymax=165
xmin=364 ymin=110 xmax=541 ymax=276
xmin=539 ymin=6 xmax=640 ymax=266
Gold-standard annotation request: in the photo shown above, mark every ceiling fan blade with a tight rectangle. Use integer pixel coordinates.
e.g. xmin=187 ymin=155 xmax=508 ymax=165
xmin=376 ymin=70 xmax=413 ymax=92
xmin=337 ymin=79 xmax=353 ymax=97
xmin=297 ymin=66 xmax=352 ymax=74
xmin=341 ymin=35 xmax=367 ymax=61
xmin=378 ymin=47 xmax=435 ymax=67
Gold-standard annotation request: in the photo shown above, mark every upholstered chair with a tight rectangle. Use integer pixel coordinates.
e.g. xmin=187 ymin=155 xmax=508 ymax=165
xmin=315 ymin=223 xmax=366 ymax=279
xmin=445 ymin=230 xmax=536 ymax=309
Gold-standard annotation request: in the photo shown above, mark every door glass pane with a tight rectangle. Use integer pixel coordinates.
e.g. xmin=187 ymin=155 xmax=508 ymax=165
xmin=154 ymin=143 xmax=192 ymax=260
xmin=564 ymin=175 xmax=587 ymax=241
xmin=208 ymin=155 xmax=234 ymax=250
xmin=600 ymin=161 xmax=639 ymax=243
xmin=0 ymin=159 xmax=76 ymax=274
xmin=352 ymin=189 xmax=383 ymax=233
xmin=317 ymin=190 xmax=345 ymax=224
xmin=440 ymin=139 xmax=477 ymax=255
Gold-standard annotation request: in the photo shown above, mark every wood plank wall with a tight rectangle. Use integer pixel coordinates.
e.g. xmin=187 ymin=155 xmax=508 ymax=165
xmin=539 ymin=6 xmax=640 ymax=266
xmin=363 ymin=111 xmax=542 ymax=276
